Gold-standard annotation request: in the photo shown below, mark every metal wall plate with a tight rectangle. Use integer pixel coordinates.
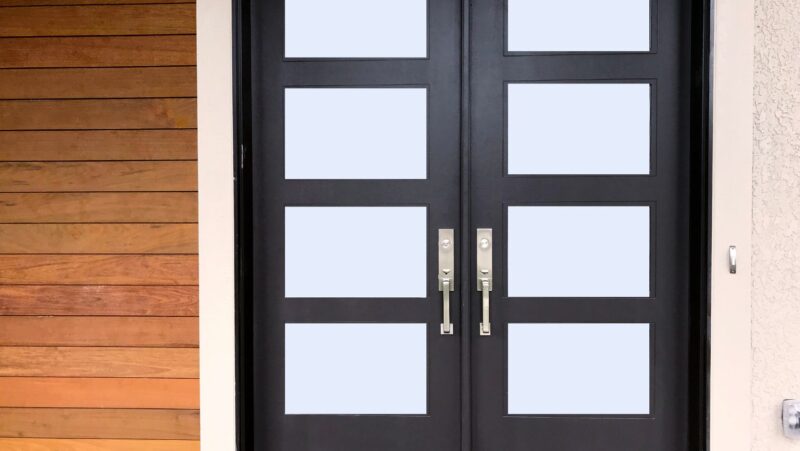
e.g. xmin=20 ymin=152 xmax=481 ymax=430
xmin=783 ymin=399 xmax=800 ymax=439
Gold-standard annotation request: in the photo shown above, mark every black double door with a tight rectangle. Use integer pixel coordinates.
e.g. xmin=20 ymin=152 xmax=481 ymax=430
xmin=243 ymin=0 xmax=707 ymax=449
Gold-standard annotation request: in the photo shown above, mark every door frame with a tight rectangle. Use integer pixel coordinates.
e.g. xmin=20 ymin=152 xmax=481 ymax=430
xmin=196 ymin=0 xmax=753 ymax=450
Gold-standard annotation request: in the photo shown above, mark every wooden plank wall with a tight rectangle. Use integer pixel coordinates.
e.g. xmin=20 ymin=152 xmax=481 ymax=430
xmin=0 ymin=2 xmax=199 ymax=450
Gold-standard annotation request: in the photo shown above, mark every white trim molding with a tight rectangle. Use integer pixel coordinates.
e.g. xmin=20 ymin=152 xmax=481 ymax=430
xmin=198 ymin=1 xmax=237 ymax=450
xmin=709 ymin=0 xmax=754 ymax=449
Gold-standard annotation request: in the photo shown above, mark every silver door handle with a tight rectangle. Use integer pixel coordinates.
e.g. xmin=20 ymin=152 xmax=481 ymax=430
xmin=480 ymin=279 xmax=490 ymax=335
xmin=477 ymin=229 xmax=492 ymax=336
xmin=439 ymin=229 xmax=455 ymax=335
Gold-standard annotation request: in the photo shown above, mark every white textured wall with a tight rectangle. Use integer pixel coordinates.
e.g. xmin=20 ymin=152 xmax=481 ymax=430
xmin=753 ymin=0 xmax=800 ymax=448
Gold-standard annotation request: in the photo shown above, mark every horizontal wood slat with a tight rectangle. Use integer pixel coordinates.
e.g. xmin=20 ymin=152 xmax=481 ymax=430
xmin=0 ymin=36 xmax=195 ymax=68
xmin=0 ymin=255 xmax=198 ymax=285
xmin=0 ymin=377 xmax=199 ymax=408
xmin=0 ymin=317 xmax=198 ymax=347
xmin=0 ymin=0 xmax=194 ymax=5
xmin=0 ymin=408 xmax=199 ymax=439
xmin=0 ymin=285 xmax=198 ymax=316
xmin=0 ymin=4 xmax=195 ymax=37
xmin=0 ymin=162 xmax=198 ymax=192
xmin=0 ymin=130 xmax=196 ymax=161
xmin=0 ymin=67 xmax=196 ymax=99
xmin=0 ymin=193 xmax=198 ymax=222
xmin=0 ymin=347 xmax=198 ymax=378
xmin=0 ymin=439 xmax=199 ymax=451
xmin=0 ymin=224 xmax=197 ymax=254
xmin=0 ymin=99 xmax=197 ymax=130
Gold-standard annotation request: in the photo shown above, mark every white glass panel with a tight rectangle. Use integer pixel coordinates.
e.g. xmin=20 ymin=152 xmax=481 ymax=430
xmin=508 ymin=323 xmax=650 ymax=415
xmin=286 ymin=323 xmax=427 ymax=414
xmin=507 ymin=0 xmax=650 ymax=52
xmin=508 ymin=83 xmax=650 ymax=175
xmin=285 ymin=207 xmax=426 ymax=298
xmin=285 ymin=0 xmax=427 ymax=58
xmin=285 ymin=88 xmax=427 ymax=180
xmin=508 ymin=206 xmax=650 ymax=297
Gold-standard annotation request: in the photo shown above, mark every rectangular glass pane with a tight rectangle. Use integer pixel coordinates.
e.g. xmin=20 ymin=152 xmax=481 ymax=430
xmin=507 ymin=0 xmax=650 ymax=52
xmin=285 ymin=207 xmax=427 ymax=298
xmin=285 ymin=0 xmax=427 ymax=58
xmin=285 ymin=88 xmax=427 ymax=180
xmin=286 ymin=323 xmax=427 ymax=414
xmin=508 ymin=206 xmax=650 ymax=297
xmin=508 ymin=83 xmax=650 ymax=175
xmin=508 ymin=323 xmax=650 ymax=415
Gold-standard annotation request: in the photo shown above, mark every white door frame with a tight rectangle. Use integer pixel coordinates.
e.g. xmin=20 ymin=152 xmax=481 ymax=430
xmin=198 ymin=1 xmax=236 ymax=450
xmin=708 ymin=0 xmax=753 ymax=449
xmin=196 ymin=0 xmax=754 ymax=449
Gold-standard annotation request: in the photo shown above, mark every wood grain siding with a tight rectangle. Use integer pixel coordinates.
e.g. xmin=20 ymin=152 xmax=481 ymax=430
xmin=0 ymin=317 xmax=198 ymax=347
xmin=0 ymin=193 xmax=198 ymax=222
xmin=0 ymin=255 xmax=198 ymax=285
xmin=0 ymin=224 xmax=197 ymax=253
xmin=0 ymin=347 xmax=199 ymax=378
xmin=0 ymin=408 xmax=199 ymax=439
xmin=0 ymin=5 xmax=195 ymax=37
xmin=0 ymin=286 xmax=198 ymax=316
xmin=0 ymin=2 xmax=199 ymax=447
xmin=0 ymin=99 xmax=197 ymax=130
xmin=0 ymin=36 xmax=196 ymax=68
xmin=0 ymin=67 xmax=197 ymax=99
xmin=0 ymin=130 xmax=197 ymax=161
xmin=0 ymin=0 xmax=192 ymax=5
xmin=0 ymin=438 xmax=200 ymax=451
xmin=0 ymin=378 xmax=199 ymax=408
xmin=0 ymin=162 xmax=198 ymax=192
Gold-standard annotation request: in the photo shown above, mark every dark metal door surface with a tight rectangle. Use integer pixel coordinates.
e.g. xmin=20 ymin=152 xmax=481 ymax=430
xmin=241 ymin=0 xmax=708 ymax=449
xmin=246 ymin=0 xmax=463 ymax=450
xmin=468 ymin=0 xmax=705 ymax=450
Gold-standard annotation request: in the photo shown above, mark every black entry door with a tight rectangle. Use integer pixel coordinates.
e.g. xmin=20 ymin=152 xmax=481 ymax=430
xmin=246 ymin=0 xmax=463 ymax=449
xmin=468 ymin=0 xmax=702 ymax=450
xmin=241 ymin=0 xmax=707 ymax=450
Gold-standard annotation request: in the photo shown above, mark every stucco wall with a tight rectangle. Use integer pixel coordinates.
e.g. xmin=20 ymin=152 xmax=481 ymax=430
xmin=752 ymin=0 xmax=800 ymax=448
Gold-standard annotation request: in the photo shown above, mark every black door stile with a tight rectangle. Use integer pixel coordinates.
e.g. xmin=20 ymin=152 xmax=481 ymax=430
xmin=459 ymin=0 xmax=472 ymax=450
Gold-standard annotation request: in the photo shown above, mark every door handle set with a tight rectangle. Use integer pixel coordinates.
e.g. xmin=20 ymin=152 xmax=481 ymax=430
xmin=476 ymin=229 xmax=493 ymax=336
xmin=437 ymin=228 xmax=493 ymax=336
xmin=438 ymin=229 xmax=455 ymax=335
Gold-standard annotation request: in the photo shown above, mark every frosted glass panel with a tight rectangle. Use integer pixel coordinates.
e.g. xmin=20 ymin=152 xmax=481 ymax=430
xmin=285 ymin=207 xmax=426 ymax=298
xmin=507 ymin=0 xmax=650 ymax=52
xmin=285 ymin=88 xmax=427 ymax=179
xmin=508 ymin=83 xmax=650 ymax=175
xmin=508 ymin=323 xmax=650 ymax=415
xmin=508 ymin=206 xmax=650 ymax=297
xmin=285 ymin=323 xmax=427 ymax=414
xmin=285 ymin=0 xmax=427 ymax=58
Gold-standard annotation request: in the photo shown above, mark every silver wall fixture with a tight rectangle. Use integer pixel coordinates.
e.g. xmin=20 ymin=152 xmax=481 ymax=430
xmin=728 ymin=245 xmax=737 ymax=274
xmin=783 ymin=400 xmax=800 ymax=439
